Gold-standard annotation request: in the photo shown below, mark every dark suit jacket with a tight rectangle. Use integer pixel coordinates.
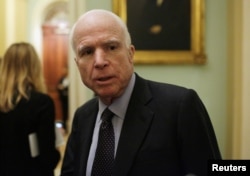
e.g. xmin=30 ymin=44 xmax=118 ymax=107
xmin=61 ymin=74 xmax=221 ymax=176
xmin=0 ymin=91 xmax=60 ymax=176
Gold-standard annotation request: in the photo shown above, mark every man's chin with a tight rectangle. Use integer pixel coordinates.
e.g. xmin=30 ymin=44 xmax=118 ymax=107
xmin=97 ymin=92 xmax=121 ymax=105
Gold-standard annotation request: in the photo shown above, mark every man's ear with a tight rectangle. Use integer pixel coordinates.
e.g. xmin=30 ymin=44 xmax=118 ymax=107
xmin=127 ymin=45 xmax=135 ymax=64
xmin=74 ymin=57 xmax=79 ymax=66
xmin=129 ymin=45 xmax=135 ymax=59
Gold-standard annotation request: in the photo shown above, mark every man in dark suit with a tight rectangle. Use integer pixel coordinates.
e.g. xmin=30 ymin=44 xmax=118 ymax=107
xmin=61 ymin=9 xmax=221 ymax=176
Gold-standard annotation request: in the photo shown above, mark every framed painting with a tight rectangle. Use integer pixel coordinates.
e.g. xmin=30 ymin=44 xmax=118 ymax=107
xmin=113 ymin=0 xmax=206 ymax=64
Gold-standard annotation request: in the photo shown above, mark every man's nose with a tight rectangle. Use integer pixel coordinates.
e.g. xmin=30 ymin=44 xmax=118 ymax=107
xmin=94 ymin=49 xmax=108 ymax=69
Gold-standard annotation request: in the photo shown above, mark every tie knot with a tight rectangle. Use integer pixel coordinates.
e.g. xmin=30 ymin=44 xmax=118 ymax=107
xmin=101 ymin=108 xmax=114 ymax=122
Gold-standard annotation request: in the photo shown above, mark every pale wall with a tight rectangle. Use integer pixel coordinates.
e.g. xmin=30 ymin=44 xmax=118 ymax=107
xmin=0 ymin=0 xmax=28 ymax=54
xmin=0 ymin=0 xmax=6 ymax=56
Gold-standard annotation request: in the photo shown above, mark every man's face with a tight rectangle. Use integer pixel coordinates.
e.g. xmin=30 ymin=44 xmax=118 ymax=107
xmin=73 ymin=14 xmax=134 ymax=104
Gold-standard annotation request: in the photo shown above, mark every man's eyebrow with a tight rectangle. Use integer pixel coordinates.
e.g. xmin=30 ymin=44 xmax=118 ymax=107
xmin=76 ymin=45 xmax=91 ymax=55
xmin=104 ymin=39 xmax=120 ymax=44
xmin=76 ymin=39 xmax=121 ymax=53
xmin=77 ymin=44 xmax=89 ymax=51
xmin=102 ymin=40 xmax=121 ymax=48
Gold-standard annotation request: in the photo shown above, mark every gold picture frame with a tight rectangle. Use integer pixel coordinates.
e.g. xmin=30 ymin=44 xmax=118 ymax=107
xmin=113 ymin=0 xmax=206 ymax=64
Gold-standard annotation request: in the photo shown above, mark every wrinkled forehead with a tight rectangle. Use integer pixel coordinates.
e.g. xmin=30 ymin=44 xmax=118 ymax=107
xmin=73 ymin=12 xmax=124 ymax=41
xmin=71 ymin=10 xmax=129 ymax=52
xmin=76 ymin=15 xmax=119 ymax=33
xmin=77 ymin=10 xmax=122 ymax=30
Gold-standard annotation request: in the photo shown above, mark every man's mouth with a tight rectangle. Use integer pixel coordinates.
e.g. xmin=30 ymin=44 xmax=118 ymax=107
xmin=98 ymin=76 xmax=112 ymax=81
xmin=95 ymin=76 xmax=115 ymax=84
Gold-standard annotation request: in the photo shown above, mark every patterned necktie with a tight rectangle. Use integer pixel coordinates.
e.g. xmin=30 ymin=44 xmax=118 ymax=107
xmin=91 ymin=108 xmax=115 ymax=176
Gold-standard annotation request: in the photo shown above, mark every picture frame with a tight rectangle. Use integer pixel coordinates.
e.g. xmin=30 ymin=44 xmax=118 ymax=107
xmin=113 ymin=0 xmax=206 ymax=64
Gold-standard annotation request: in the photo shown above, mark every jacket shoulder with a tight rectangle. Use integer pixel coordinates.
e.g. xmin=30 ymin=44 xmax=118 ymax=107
xmin=75 ymin=97 xmax=98 ymax=115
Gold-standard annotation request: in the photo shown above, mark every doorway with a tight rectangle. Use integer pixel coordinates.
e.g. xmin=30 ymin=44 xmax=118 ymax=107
xmin=42 ymin=1 xmax=69 ymax=129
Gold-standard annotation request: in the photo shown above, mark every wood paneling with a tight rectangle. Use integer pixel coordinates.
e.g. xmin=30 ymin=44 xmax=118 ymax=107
xmin=42 ymin=25 xmax=69 ymax=121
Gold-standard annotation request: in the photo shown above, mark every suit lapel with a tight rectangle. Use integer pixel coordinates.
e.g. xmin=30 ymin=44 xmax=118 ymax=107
xmin=113 ymin=75 xmax=154 ymax=176
xmin=77 ymin=100 xmax=98 ymax=175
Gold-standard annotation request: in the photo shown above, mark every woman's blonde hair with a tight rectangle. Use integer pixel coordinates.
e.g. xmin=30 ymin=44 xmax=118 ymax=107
xmin=0 ymin=42 xmax=46 ymax=112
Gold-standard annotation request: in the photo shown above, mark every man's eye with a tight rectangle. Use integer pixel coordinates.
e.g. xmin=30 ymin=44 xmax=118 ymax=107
xmin=85 ymin=49 xmax=93 ymax=55
xmin=109 ymin=45 xmax=117 ymax=50
xmin=79 ymin=48 xmax=93 ymax=57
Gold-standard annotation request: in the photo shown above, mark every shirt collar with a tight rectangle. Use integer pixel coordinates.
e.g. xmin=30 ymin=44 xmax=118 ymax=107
xmin=98 ymin=73 xmax=136 ymax=119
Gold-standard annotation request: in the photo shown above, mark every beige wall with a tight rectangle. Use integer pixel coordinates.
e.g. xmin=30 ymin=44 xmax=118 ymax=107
xmin=0 ymin=0 xmax=28 ymax=56
xmin=241 ymin=0 xmax=250 ymax=159
xmin=227 ymin=0 xmax=250 ymax=159
xmin=0 ymin=0 xmax=7 ymax=56
xmin=15 ymin=0 xmax=28 ymax=42
xmin=227 ymin=0 xmax=243 ymax=159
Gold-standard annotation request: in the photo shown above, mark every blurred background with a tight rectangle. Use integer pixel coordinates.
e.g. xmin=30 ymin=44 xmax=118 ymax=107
xmin=0 ymin=1 xmax=249 ymax=173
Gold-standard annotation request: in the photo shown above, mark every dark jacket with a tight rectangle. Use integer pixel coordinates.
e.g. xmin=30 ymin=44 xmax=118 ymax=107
xmin=0 ymin=91 xmax=60 ymax=176
xmin=61 ymin=74 xmax=221 ymax=176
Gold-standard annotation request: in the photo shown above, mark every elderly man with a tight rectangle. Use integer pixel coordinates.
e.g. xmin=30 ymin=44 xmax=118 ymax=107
xmin=61 ymin=9 xmax=221 ymax=176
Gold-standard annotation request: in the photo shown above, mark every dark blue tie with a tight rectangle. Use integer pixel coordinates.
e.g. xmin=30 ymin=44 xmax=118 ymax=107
xmin=91 ymin=108 xmax=115 ymax=176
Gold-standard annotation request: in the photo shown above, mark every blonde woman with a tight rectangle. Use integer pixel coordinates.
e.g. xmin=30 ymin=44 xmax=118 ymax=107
xmin=0 ymin=42 xmax=60 ymax=176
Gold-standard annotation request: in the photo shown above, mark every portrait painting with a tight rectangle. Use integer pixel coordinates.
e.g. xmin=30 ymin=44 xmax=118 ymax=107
xmin=113 ymin=0 xmax=206 ymax=64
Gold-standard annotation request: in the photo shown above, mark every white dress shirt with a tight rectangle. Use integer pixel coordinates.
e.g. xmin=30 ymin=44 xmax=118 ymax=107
xmin=86 ymin=73 xmax=135 ymax=176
